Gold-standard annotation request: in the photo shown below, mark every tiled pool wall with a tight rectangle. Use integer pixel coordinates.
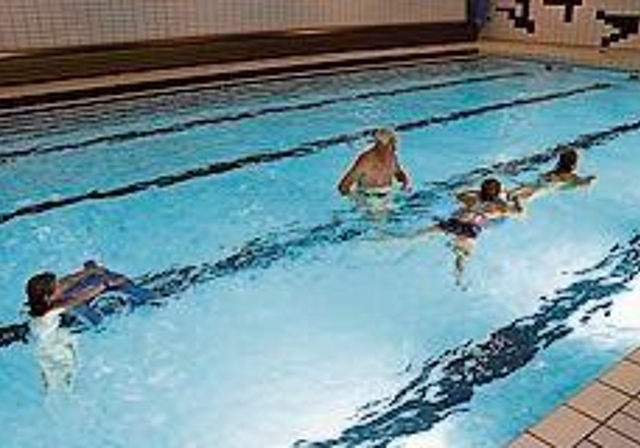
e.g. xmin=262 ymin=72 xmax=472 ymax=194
xmin=0 ymin=0 xmax=466 ymax=50
xmin=483 ymin=0 xmax=640 ymax=50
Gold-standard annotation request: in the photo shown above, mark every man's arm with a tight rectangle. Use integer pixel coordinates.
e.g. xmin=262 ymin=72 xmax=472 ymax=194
xmin=391 ymin=153 xmax=411 ymax=191
xmin=394 ymin=162 xmax=411 ymax=191
xmin=338 ymin=156 xmax=364 ymax=195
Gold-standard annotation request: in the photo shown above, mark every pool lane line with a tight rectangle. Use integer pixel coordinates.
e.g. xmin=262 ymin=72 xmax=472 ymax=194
xmin=0 ymin=52 xmax=483 ymax=116
xmin=0 ymin=82 xmax=614 ymax=227
xmin=0 ymin=71 xmax=528 ymax=163
xmin=0 ymin=65 xmax=508 ymax=147
xmin=298 ymin=232 xmax=640 ymax=448
xmin=0 ymin=58 xmax=487 ymax=147
xmin=1 ymin=115 xmax=639 ymax=350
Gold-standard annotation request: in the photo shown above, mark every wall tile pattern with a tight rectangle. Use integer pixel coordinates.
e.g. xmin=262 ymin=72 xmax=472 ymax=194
xmin=484 ymin=0 xmax=640 ymax=49
xmin=0 ymin=1 xmax=467 ymax=50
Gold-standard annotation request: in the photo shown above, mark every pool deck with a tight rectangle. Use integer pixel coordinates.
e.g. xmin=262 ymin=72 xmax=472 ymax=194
xmin=510 ymin=348 xmax=640 ymax=448
xmin=479 ymin=39 xmax=640 ymax=73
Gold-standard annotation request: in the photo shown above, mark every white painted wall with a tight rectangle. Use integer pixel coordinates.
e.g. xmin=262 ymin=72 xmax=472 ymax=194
xmin=0 ymin=0 xmax=467 ymax=50
xmin=483 ymin=0 xmax=640 ymax=49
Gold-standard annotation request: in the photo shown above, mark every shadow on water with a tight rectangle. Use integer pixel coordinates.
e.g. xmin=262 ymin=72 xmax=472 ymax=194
xmin=294 ymin=233 xmax=640 ymax=448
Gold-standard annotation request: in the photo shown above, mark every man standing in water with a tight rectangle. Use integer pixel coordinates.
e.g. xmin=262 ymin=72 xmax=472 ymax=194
xmin=338 ymin=128 xmax=411 ymax=196
xmin=337 ymin=128 xmax=411 ymax=219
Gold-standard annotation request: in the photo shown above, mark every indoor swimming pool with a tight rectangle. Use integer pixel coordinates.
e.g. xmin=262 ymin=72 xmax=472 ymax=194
xmin=0 ymin=55 xmax=639 ymax=447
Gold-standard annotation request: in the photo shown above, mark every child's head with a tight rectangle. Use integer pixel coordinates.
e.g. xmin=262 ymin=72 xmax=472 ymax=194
xmin=479 ymin=178 xmax=502 ymax=202
xmin=554 ymin=149 xmax=578 ymax=174
xmin=25 ymin=272 xmax=57 ymax=317
xmin=83 ymin=260 xmax=98 ymax=269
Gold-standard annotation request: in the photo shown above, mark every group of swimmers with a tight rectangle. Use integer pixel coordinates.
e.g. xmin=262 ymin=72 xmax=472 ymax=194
xmin=337 ymin=128 xmax=595 ymax=285
xmin=23 ymin=127 xmax=594 ymax=391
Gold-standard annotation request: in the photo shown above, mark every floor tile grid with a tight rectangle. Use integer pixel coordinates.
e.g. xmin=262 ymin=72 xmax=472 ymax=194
xmin=511 ymin=349 xmax=640 ymax=447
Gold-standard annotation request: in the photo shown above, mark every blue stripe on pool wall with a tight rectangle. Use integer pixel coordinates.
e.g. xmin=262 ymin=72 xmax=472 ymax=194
xmin=0 ymin=82 xmax=613 ymax=227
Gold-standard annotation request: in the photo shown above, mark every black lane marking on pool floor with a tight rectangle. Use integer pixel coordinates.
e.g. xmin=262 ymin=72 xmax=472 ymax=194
xmin=0 ymin=55 xmax=485 ymax=119
xmin=0 ymin=62 xmax=501 ymax=147
xmin=1 ymin=115 xmax=639 ymax=350
xmin=133 ymin=114 xmax=640 ymax=299
xmin=0 ymin=71 xmax=528 ymax=163
xmin=0 ymin=51 xmax=481 ymax=112
xmin=297 ymin=233 xmax=640 ymax=448
xmin=0 ymin=82 xmax=612 ymax=227
xmin=0 ymin=60 xmax=494 ymax=148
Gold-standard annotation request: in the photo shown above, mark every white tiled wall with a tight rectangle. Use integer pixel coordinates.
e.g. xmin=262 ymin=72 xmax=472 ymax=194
xmin=483 ymin=0 xmax=640 ymax=49
xmin=0 ymin=0 xmax=467 ymax=50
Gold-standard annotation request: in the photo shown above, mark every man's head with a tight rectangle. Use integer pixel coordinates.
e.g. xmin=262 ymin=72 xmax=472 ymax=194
xmin=25 ymin=272 xmax=58 ymax=317
xmin=554 ymin=149 xmax=578 ymax=174
xmin=479 ymin=178 xmax=502 ymax=202
xmin=374 ymin=128 xmax=397 ymax=151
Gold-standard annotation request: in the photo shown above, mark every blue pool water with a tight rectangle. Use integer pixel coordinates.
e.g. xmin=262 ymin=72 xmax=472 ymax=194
xmin=0 ymin=56 xmax=639 ymax=447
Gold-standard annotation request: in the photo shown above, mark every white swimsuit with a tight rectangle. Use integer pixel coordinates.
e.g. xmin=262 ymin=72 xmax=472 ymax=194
xmin=31 ymin=308 xmax=77 ymax=391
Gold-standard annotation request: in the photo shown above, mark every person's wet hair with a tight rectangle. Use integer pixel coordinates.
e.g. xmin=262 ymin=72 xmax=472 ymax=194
xmin=374 ymin=128 xmax=397 ymax=147
xmin=554 ymin=149 xmax=578 ymax=174
xmin=26 ymin=272 xmax=57 ymax=317
xmin=479 ymin=178 xmax=502 ymax=202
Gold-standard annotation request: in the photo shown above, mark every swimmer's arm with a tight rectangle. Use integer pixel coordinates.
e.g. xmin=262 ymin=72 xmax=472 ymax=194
xmin=337 ymin=155 xmax=366 ymax=195
xmin=574 ymin=174 xmax=596 ymax=186
xmin=103 ymin=272 xmax=129 ymax=288
xmin=338 ymin=168 xmax=359 ymax=195
xmin=58 ymin=262 xmax=108 ymax=289
xmin=58 ymin=270 xmax=93 ymax=290
xmin=504 ymin=196 xmax=525 ymax=215
xmin=51 ymin=283 xmax=108 ymax=311
xmin=507 ymin=184 xmax=542 ymax=202
xmin=393 ymin=155 xmax=411 ymax=191
xmin=455 ymin=191 xmax=478 ymax=208
xmin=545 ymin=173 xmax=596 ymax=189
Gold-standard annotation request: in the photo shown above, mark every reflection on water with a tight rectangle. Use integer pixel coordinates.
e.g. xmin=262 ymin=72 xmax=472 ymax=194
xmin=296 ymin=233 xmax=640 ymax=447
